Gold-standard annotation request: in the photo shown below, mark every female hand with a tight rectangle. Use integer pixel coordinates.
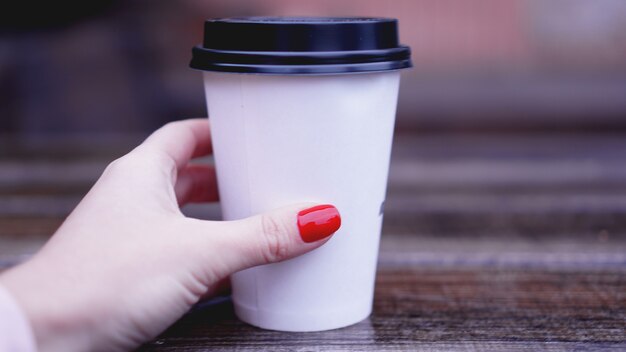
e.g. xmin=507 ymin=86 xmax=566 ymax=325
xmin=0 ymin=119 xmax=340 ymax=351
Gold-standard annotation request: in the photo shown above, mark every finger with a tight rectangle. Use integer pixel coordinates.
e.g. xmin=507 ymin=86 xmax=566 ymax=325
xmin=187 ymin=203 xmax=341 ymax=276
xmin=174 ymin=164 xmax=219 ymax=205
xmin=141 ymin=119 xmax=212 ymax=170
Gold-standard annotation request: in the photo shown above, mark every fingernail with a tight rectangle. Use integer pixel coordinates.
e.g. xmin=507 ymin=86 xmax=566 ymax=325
xmin=297 ymin=204 xmax=341 ymax=243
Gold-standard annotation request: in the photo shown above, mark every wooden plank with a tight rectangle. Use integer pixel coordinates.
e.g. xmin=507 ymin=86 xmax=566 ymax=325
xmin=136 ymin=268 xmax=626 ymax=351
xmin=378 ymin=235 xmax=626 ymax=269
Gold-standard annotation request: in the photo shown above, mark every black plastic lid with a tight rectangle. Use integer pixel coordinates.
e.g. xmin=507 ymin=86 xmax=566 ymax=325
xmin=190 ymin=17 xmax=412 ymax=75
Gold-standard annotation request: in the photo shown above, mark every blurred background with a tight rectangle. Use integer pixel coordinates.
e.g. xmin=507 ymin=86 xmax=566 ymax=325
xmin=2 ymin=0 xmax=626 ymax=136
xmin=1 ymin=0 xmax=626 ymax=264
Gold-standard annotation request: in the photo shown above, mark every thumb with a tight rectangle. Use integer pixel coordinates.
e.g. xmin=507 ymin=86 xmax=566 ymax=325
xmin=200 ymin=203 xmax=341 ymax=275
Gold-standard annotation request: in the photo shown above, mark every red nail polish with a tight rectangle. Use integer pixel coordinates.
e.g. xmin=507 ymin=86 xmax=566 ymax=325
xmin=297 ymin=204 xmax=341 ymax=243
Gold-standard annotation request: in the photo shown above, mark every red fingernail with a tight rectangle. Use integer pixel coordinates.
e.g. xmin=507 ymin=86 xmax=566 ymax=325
xmin=297 ymin=204 xmax=341 ymax=243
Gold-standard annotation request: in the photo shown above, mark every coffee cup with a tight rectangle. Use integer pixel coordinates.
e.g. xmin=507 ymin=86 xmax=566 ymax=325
xmin=190 ymin=17 xmax=411 ymax=331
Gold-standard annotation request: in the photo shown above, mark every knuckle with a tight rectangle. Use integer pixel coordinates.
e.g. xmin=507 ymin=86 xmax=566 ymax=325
xmin=109 ymin=148 xmax=176 ymax=175
xmin=103 ymin=155 xmax=131 ymax=175
xmin=162 ymin=121 xmax=179 ymax=130
xmin=162 ymin=120 xmax=187 ymax=132
xmin=260 ymin=214 xmax=291 ymax=262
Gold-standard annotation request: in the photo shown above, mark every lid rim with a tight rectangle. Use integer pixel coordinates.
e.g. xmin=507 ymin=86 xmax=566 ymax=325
xmin=190 ymin=45 xmax=411 ymax=67
xmin=190 ymin=59 xmax=412 ymax=75
xmin=209 ymin=16 xmax=398 ymax=25
xmin=191 ymin=16 xmax=412 ymax=75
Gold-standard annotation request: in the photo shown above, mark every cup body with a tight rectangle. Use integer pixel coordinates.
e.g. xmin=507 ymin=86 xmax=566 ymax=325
xmin=203 ymin=70 xmax=401 ymax=331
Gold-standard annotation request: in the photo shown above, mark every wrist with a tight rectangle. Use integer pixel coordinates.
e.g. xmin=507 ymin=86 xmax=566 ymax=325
xmin=0 ymin=259 xmax=95 ymax=352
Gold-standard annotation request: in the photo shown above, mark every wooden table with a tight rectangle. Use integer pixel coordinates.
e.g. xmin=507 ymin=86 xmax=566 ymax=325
xmin=1 ymin=133 xmax=625 ymax=351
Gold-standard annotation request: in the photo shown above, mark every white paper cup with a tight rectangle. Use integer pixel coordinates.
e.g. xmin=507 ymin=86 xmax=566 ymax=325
xmin=191 ymin=17 xmax=411 ymax=331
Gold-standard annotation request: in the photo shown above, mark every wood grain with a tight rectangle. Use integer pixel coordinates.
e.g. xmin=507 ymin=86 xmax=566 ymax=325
xmin=137 ymin=268 xmax=626 ymax=351
xmin=1 ymin=133 xmax=625 ymax=351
